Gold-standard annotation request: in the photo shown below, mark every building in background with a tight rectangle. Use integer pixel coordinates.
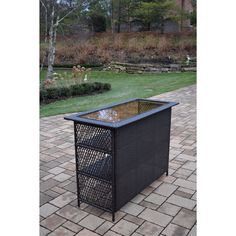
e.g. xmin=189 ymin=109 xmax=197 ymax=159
xmin=119 ymin=0 xmax=194 ymax=33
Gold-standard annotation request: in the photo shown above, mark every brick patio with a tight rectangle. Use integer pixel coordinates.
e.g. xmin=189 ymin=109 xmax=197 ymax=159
xmin=40 ymin=85 xmax=196 ymax=236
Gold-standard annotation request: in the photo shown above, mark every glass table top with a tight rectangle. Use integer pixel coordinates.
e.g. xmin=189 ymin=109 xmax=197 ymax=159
xmin=81 ymin=100 xmax=165 ymax=123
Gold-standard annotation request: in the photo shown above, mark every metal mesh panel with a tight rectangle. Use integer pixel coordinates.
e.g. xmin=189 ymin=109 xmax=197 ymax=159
xmin=78 ymin=174 xmax=112 ymax=210
xmin=76 ymin=146 xmax=112 ymax=181
xmin=75 ymin=123 xmax=112 ymax=152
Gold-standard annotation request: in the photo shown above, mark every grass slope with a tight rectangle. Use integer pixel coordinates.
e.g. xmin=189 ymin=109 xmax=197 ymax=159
xmin=40 ymin=71 xmax=196 ymax=117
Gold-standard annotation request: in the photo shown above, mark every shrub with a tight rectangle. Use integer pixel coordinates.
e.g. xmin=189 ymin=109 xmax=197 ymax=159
xmin=102 ymin=83 xmax=111 ymax=91
xmin=40 ymin=82 xmax=111 ymax=104
xmin=93 ymin=82 xmax=103 ymax=91
xmin=46 ymin=87 xmax=60 ymax=100
xmin=40 ymin=89 xmax=47 ymax=103
xmin=71 ymin=84 xmax=84 ymax=96
xmin=60 ymin=86 xmax=71 ymax=97
xmin=81 ymin=83 xmax=93 ymax=94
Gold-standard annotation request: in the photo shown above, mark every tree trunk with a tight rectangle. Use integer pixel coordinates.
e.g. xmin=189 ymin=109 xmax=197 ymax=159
xmin=44 ymin=11 xmax=48 ymax=43
xmin=127 ymin=7 xmax=131 ymax=32
xmin=44 ymin=2 xmax=81 ymax=79
xmin=160 ymin=21 xmax=164 ymax=34
xmin=46 ymin=6 xmax=58 ymax=80
xmin=40 ymin=0 xmax=48 ymax=43
xmin=128 ymin=20 xmax=131 ymax=32
xmin=117 ymin=21 xmax=120 ymax=33
xmin=180 ymin=0 xmax=185 ymax=31
xmin=111 ymin=0 xmax=114 ymax=33
xmin=117 ymin=0 xmax=121 ymax=33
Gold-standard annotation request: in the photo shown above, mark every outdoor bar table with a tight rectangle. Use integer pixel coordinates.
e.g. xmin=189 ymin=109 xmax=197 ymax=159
xmin=64 ymin=98 xmax=178 ymax=221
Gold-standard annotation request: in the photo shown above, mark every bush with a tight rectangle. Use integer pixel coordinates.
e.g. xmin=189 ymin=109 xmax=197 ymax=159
xmin=40 ymin=82 xmax=111 ymax=104
xmin=93 ymin=82 xmax=103 ymax=91
xmin=103 ymin=83 xmax=111 ymax=90
xmin=60 ymin=86 xmax=71 ymax=97
xmin=46 ymin=87 xmax=60 ymax=100
xmin=40 ymin=89 xmax=47 ymax=103
xmin=71 ymin=84 xmax=84 ymax=96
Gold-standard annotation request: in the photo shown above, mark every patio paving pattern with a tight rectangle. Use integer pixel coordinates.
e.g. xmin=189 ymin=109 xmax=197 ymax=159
xmin=40 ymin=85 xmax=196 ymax=236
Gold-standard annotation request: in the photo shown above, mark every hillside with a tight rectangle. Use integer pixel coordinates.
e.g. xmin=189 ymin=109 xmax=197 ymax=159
xmin=40 ymin=32 xmax=196 ymax=67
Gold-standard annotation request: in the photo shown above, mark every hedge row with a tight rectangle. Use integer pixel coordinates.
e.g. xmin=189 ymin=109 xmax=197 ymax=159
xmin=40 ymin=82 xmax=111 ymax=104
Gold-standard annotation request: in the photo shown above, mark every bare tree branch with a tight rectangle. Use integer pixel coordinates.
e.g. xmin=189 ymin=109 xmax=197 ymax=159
xmin=54 ymin=1 xmax=85 ymax=27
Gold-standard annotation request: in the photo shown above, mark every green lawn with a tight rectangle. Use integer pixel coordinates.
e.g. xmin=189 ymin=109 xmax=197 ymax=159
xmin=40 ymin=70 xmax=196 ymax=117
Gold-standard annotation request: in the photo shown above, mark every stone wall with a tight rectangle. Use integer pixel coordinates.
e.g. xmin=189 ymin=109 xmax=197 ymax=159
xmin=104 ymin=60 xmax=196 ymax=73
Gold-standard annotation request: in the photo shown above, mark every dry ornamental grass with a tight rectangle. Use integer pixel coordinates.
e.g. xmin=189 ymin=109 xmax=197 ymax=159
xmin=40 ymin=32 xmax=196 ymax=66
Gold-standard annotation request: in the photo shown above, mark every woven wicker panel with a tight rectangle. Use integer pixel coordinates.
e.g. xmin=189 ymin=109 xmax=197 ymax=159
xmin=76 ymin=146 xmax=112 ymax=181
xmin=78 ymin=174 xmax=112 ymax=210
xmin=75 ymin=123 xmax=112 ymax=152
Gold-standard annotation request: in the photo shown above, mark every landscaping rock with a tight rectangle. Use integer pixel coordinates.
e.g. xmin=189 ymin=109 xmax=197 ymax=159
xmin=104 ymin=62 xmax=196 ymax=74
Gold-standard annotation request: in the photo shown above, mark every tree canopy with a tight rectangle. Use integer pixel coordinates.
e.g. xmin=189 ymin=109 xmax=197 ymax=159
xmin=40 ymin=0 xmax=196 ymax=36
